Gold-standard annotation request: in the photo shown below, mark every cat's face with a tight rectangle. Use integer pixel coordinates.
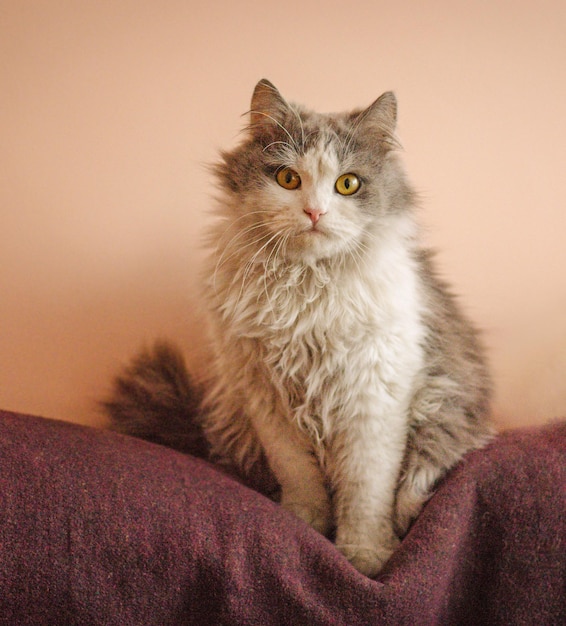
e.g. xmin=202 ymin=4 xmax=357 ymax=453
xmin=215 ymin=80 xmax=412 ymax=265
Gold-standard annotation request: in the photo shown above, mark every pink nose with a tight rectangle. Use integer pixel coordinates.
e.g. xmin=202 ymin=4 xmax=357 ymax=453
xmin=304 ymin=207 xmax=325 ymax=225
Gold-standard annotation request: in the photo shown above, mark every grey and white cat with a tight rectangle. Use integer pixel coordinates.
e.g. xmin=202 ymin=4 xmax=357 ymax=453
xmin=105 ymin=79 xmax=494 ymax=577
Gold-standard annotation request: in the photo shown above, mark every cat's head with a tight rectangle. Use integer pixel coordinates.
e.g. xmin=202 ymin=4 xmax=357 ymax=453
xmin=214 ymin=79 xmax=414 ymax=265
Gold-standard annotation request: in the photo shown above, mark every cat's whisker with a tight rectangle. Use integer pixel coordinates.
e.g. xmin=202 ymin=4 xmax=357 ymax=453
xmin=238 ymin=244 xmax=276 ymax=306
xmin=213 ymin=217 xmax=289 ymax=295
xmin=213 ymin=223 xmax=274 ymax=291
xmin=262 ymin=233 xmax=284 ymax=312
xmin=302 ymin=129 xmax=320 ymax=147
xmin=262 ymin=140 xmax=295 ymax=154
xmin=265 ymin=229 xmax=292 ymax=299
xmin=249 ymin=111 xmax=301 ymax=154
xmin=325 ymin=126 xmax=347 ymax=156
xmin=281 ymin=232 xmax=292 ymax=262
xmin=213 ymin=212 xmax=274 ymax=268
xmin=216 ymin=223 xmax=266 ymax=264
xmin=236 ymin=229 xmax=283 ymax=306
xmin=215 ymin=211 xmax=286 ymax=256
xmin=219 ymin=223 xmax=280 ymax=268
xmin=219 ymin=221 xmax=270 ymax=253
xmin=349 ymin=244 xmax=366 ymax=278
xmin=216 ymin=211 xmax=274 ymax=244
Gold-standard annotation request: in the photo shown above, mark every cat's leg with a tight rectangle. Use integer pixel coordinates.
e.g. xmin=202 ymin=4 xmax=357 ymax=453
xmin=328 ymin=417 xmax=406 ymax=577
xmin=394 ymin=452 xmax=443 ymax=537
xmin=250 ymin=410 xmax=333 ymax=536
xmin=204 ymin=383 xmax=331 ymax=533
xmin=394 ymin=401 xmax=494 ymax=537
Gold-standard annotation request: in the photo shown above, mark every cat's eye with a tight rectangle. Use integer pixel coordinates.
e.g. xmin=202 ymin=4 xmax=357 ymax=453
xmin=276 ymin=168 xmax=301 ymax=190
xmin=335 ymin=173 xmax=361 ymax=196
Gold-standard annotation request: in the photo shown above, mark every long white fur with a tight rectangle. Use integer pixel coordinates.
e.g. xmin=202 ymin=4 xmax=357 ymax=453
xmin=105 ymin=82 xmax=493 ymax=578
xmin=201 ymin=136 xmax=427 ymax=576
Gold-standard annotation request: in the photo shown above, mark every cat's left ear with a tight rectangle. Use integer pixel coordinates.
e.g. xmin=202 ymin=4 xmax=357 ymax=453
xmin=249 ymin=79 xmax=291 ymax=135
xmin=355 ymin=92 xmax=399 ymax=145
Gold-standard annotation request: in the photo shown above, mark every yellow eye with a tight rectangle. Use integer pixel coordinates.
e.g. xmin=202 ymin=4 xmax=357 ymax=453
xmin=276 ymin=168 xmax=301 ymax=190
xmin=335 ymin=173 xmax=361 ymax=196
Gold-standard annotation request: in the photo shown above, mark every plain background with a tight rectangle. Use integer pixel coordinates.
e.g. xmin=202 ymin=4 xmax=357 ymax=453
xmin=2 ymin=0 xmax=565 ymax=429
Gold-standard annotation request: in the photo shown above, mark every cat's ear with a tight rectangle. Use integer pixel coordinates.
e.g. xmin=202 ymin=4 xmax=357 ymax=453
xmin=354 ymin=91 xmax=399 ymax=146
xmin=371 ymin=91 xmax=397 ymax=127
xmin=249 ymin=79 xmax=290 ymax=135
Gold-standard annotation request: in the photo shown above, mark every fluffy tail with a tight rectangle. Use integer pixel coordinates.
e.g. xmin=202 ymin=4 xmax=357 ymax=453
xmin=102 ymin=340 xmax=209 ymax=459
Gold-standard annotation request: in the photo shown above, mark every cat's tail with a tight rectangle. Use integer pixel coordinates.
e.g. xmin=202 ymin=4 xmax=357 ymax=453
xmin=102 ymin=340 xmax=210 ymax=459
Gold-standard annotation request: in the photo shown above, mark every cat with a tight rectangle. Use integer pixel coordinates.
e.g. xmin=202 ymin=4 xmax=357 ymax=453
xmin=104 ymin=79 xmax=494 ymax=577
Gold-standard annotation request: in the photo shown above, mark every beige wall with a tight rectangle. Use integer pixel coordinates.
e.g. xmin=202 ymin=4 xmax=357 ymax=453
xmin=2 ymin=1 xmax=565 ymax=429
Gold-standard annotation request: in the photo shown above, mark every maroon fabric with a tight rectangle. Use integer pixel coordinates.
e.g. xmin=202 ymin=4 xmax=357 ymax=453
xmin=0 ymin=409 xmax=564 ymax=625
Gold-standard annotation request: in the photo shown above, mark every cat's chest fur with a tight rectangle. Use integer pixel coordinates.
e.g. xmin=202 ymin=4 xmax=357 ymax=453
xmin=210 ymin=231 xmax=426 ymax=432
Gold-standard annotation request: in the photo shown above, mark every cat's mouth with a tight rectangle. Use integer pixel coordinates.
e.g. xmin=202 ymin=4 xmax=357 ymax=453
xmin=303 ymin=223 xmax=327 ymax=236
xmin=308 ymin=226 xmax=325 ymax=235
xmin=289 ymin=224 xmax=327 ymax=239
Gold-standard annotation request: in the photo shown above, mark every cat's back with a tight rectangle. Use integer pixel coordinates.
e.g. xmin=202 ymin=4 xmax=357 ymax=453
xmin=411 ymin=248 xmax=492 ymax=417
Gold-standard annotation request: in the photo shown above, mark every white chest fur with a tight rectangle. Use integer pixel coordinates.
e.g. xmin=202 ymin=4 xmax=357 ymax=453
xmin=209 ymin=219 xmax=426 ymax=441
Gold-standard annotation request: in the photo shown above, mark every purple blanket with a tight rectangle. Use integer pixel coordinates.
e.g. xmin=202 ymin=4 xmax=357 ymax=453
xmin=0 ymin=409 xmax=564 ymax=624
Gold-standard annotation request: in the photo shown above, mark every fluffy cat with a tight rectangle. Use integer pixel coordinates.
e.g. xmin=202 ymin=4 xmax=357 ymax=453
xmin=104 ymin=79 xmax=494 ymax=577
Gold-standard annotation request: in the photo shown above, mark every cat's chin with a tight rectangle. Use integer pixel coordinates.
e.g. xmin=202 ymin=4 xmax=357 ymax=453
xmin=283 ymin=228 xmax=350 ymax=264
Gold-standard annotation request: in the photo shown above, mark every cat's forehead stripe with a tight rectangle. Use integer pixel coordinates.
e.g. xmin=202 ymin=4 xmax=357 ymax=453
xmin=288 ymin=108 xmax=349 ymax=154
xmin=300 ymin=140 xmax=339 ymax=179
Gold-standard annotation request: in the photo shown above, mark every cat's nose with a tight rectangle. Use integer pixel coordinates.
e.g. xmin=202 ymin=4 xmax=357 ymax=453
xmin=304 ymin=207 xmax=325 ymax=225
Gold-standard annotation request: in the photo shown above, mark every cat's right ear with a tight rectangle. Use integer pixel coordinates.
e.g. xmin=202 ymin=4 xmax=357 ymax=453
xmin=249 ymin=79 xmax=290 ymax=135
xmin=352 ymin=92 xmax=400 ymax=149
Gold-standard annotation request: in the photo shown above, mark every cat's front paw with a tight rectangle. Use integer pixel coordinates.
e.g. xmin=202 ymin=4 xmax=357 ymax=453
xmin=394 ymin=478 xmax=430 ymax=537
xmin=336 ymin=528 xmax=400 ymax=577
xmin=337 ymin=539 xmax=400 ymax=578
xmin=281 ymin=493 xmax=333 ymax=536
